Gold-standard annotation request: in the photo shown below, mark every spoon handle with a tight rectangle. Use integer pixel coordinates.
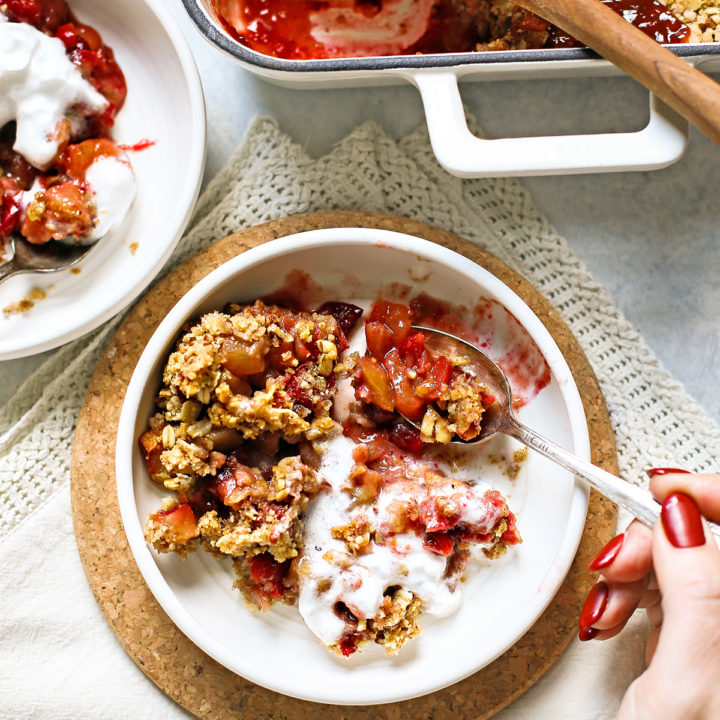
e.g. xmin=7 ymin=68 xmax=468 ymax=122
xmin=519 ymin=0 xmax=720 ymax=148
xmin=505 ymin=416 xmax=720 ymax=541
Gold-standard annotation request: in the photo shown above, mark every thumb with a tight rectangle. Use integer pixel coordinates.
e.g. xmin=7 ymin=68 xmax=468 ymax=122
xmin=653 ymin=492 xmax=720 ymax=613
xmin=645 ymin=492 xmax=720 ymax=717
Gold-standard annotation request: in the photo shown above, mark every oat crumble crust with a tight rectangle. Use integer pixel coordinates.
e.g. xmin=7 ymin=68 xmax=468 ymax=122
xmin=329 ymin=588 xmax=424 ymax=657
xmin=420 ymin=373 xmax=491 ymax=444
xmin=331 ymin=514 xmax=375 ymax=555
xmin=142 ymin=301 xmax=344 ymax=606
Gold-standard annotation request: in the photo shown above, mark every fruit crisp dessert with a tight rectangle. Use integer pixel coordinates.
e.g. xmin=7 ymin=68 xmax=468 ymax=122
xmin=0 ymin=0 xmax=135 ymax=262
xmin=141 ymin=298 xmax=521 ymax=657
xmin=212 ymin=0 xmax=711 ymax=60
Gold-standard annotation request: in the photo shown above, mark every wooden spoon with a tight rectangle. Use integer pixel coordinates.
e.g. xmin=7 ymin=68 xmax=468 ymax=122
xmin=517 ymin=0 xmax=720 ymax=146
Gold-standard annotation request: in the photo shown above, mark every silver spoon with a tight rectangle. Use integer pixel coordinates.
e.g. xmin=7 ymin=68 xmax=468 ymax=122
xmin=411 ymin=325 xmax=720 ymax=539
xmin=0 ymin=235 xmax=94 ymax=286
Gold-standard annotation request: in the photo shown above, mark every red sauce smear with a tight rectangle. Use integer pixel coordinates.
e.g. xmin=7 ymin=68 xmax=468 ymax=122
xmin=548 ymin=0 xmax=690 ymax=46
xmin=212 ymin=0 xmax=690 ymax=60
xmin=118 ymin=139 xmax=157 ymax=153
xmin=410 ymin=293 xmax=552 ymax=408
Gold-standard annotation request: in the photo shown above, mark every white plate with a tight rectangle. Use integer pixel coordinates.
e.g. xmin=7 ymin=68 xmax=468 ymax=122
xmin=116 ymin=229 xmax=590 ymax=705
xmin=0 ymin=0 xmax=206 ymax=360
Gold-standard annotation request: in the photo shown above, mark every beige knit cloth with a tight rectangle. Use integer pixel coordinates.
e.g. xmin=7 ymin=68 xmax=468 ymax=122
xmin=1 ymin=116 xmax=718 ymax=720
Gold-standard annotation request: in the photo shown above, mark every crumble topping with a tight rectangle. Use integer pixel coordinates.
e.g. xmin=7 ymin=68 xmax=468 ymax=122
xmin=668 ymin=0 xmax=720 ymax=40
xmin=331 ymin=514 xmax=375 ymax=555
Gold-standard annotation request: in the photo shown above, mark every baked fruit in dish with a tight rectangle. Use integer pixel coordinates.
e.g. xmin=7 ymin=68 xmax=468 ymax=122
xmin=0 ymin=0 xmax=135 ymax=259
xmin=212 ymin=0 xmax=697 ymax=60
xmin=141 ymin=298 xmax=521 ymax=656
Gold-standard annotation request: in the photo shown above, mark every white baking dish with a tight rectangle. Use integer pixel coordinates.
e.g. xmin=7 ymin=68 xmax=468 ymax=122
xmin=182 ymin=0 xmax=720 ymax=177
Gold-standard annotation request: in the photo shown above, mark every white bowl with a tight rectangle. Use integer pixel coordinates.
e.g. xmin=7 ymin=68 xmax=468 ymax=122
xmin=0 ymin=0 xmax=206 ymax=360
xmin=116 ymin=228 xmax=590 ymax=705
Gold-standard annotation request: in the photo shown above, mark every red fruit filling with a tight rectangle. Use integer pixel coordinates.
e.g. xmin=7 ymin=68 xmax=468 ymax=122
xmin=149 ymin=503 xmax=200 ymax=545
xmin=247 ymin=553 xmax=290 ymax=602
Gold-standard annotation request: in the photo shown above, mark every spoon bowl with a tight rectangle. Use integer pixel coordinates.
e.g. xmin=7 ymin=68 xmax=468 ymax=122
xmin=415 ymin=324 xmax=512 ymax=445
xmin=410 ymin=325 xmax=720 ymax=540
xmin=0 ymin=236 xmax=95 ymax=286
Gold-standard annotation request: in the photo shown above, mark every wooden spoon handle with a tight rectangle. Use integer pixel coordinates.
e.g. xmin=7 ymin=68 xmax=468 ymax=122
xmin=519 ymin=0 xmax=720 ymax=146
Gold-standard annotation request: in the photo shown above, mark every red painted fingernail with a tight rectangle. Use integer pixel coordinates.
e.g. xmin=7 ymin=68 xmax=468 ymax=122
xmin=578 ymin=626 xmax=599 ymax=642
xmin=646 ymin=467 xmax=691 ymax=477
xmin=579 ymin=581 xmax=609 ymax=628
xmin=589 ymin=533 xmax=624 ymax=572
xmin=661 ymin=492 xmax=706 ymax=548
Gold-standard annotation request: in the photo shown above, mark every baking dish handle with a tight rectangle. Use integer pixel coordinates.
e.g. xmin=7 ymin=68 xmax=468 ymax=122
xmin=411 ymin=71 xmax=688 ymax=177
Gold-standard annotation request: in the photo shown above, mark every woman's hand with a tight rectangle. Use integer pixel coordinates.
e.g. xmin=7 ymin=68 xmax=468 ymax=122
xmin=578 ymin=470 xmax=720 ymax=720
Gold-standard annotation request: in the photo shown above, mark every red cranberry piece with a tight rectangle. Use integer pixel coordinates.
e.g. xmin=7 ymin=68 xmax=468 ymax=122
xmin=37 ymin=0 xmax=71 ymax=33
xmin=5 ymin=0 xmax=70 ymax=32
xmin=56 ymin=23 xmax=90 ymax=51
xmin=314 ymin=301 xmax=364 ymax=334
xmin=338 ymin=634 xmax=360 ymax=657
xmin=90 ymin=47 xmax=128 ymax=112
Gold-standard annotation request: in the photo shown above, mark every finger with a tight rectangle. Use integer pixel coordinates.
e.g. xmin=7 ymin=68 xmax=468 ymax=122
xmin=589 ymin=520 xmax=653 ymax=582
xmin=638 ymin=586 xmax=660 ymax=610
xmin=652 ymin=492 xmax=720 ymax=615
xmin=649 ymin=472 xmax=720 ymax=522
xmin=645 ymin=595 xmax=663 ymax=627
xmin=591 ymin=577 xmax=649 ymax=631
xmin=646 ymin=569 xmax=658 ymax=591
xmin=645 ymin=625 xmax=661 ymax=664
xmin=578 ymin=619 xmax=629 ymax=642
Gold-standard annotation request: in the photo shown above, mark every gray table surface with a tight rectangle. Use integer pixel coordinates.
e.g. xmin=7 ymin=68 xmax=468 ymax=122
xmin=2 ymin=0 xmax=719 ymax=431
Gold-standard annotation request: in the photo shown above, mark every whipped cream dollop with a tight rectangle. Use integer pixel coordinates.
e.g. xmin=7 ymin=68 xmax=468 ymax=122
xmin=82 ymin=154 xmax=136 ymax=243
xmin=0 ymin=21 xmax=107 ymax=170
xmin=298 ymin=431 xmax=467 ymax=646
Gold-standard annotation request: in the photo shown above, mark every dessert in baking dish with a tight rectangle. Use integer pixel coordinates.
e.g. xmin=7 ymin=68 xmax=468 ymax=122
xmin=141 ymin=298 xmax=522 ymax=656
xmin=0 ymin=0 xmax=135 ymax=259
xmin=212 ymin=0 xmax=712 ymax=59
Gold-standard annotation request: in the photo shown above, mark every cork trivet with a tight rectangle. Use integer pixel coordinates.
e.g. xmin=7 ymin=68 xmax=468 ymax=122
xmin=71 ymin=211 xmax=617 ymax=720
